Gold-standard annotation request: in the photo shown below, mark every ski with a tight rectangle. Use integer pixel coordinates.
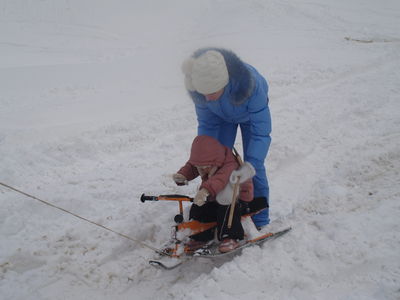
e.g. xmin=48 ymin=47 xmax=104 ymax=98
xmin=194 ymin=227 xmax=292 ymax=258
xmin=148 ymin=227 xmax=291 ymax=269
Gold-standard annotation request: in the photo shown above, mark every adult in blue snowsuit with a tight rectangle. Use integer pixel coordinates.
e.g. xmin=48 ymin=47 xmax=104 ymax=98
xmin=181 ymin=48 xmax=271 ymax=227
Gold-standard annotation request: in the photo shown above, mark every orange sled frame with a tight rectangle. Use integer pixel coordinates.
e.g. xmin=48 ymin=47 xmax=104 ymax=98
xmin=140 ymin=193 xmax=261 ymax=257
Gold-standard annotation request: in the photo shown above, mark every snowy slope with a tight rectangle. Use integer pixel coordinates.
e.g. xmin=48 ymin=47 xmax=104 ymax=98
xmin=1 ymin=0 xmax=399 ymax=299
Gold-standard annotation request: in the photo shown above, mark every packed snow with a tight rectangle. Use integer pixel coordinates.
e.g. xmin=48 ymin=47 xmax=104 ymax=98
xmin=1 ymin=0 xmax=399 ymax=299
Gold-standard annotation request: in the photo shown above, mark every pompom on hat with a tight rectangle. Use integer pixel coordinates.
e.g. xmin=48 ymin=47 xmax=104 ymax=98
xmin=182 ymin=50 xmax=229 ymax=95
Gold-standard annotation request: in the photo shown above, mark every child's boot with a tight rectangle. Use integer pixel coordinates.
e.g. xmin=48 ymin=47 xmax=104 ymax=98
xmin=218 ymin=238 xmax=240 ymax=253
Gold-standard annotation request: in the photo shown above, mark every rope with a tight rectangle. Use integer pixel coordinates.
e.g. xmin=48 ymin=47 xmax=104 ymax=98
xmin=228 ymin=147 xmax=243 ymax=229
xmin=0 ymin=182 xmax=168 ymax=256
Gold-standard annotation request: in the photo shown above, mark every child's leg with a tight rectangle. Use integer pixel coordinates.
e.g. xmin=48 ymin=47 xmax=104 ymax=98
xmin=188 ymin=202 xmax=218 ymax=241
xmin=216 ymin=203 xmax=244 ymax=241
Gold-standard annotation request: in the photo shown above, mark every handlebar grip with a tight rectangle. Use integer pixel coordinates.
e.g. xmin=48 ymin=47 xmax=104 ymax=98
xmin=140 ymin=194 xmax=158 ymax=202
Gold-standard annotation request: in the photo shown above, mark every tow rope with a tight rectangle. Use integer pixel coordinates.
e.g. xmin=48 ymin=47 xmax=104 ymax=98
xmin=0 ymin=182 xmax=167 ymax=256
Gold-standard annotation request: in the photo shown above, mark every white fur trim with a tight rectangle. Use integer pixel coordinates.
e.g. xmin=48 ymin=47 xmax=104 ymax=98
xmin=229 ymin=162 xmax=256 ymax=184
xmin=216 ymin=162 xmax=255 ymax=205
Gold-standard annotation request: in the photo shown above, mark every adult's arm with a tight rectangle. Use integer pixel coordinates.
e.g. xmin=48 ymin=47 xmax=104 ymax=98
xmin=245 ymin=88 xmax=272 ymax=166
xmin=195 ymin=105 xmax=223 ymax=139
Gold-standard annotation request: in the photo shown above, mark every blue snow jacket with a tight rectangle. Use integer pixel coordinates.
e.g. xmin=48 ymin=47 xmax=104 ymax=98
xmin=188 ymin=48 xmax=271 ymax=170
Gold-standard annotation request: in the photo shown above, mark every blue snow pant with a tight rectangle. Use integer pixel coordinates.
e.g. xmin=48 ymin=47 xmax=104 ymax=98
xmin=216 ymin=122 xmax=270 ymax=227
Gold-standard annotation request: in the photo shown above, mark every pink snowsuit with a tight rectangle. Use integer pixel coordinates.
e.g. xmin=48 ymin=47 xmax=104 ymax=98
xmin=177 ymin=135 xmax=253 ymax=241
xmin=177 ymin=135 xmax=253 ymax=202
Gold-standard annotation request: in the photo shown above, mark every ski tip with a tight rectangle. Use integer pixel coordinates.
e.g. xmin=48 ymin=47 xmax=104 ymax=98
xmin=273 ymin=226 xmax=292 ymax=236
xmin=149 ymin=260 xmax=162 ymax=267
xmin=149 ymin=260 xmax=182 ymax=270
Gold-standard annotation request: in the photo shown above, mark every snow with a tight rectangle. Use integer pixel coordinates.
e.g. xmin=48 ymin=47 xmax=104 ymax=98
xmin=0 ymin=0 xmax=399 ymax=299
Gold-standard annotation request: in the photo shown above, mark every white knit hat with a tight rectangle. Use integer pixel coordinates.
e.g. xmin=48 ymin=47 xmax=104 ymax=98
xmin=182 ymin=50 xmax=229 ymax=94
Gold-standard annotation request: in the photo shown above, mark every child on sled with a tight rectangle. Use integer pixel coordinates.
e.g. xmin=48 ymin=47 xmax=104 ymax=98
xmin=172 ymin=135 xmax=256 ymax=253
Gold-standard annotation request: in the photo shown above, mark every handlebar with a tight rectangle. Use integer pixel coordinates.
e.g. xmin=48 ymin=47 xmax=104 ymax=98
xmin=140 ymin=194 xmax=193 ymax=203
